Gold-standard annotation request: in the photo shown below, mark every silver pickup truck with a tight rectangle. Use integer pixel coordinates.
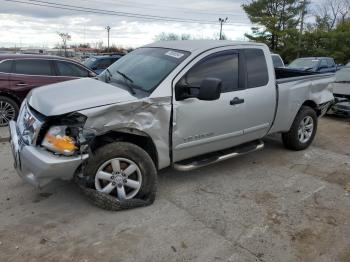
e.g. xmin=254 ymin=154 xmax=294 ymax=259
xmin=9 ymin=40 xmax=334 ymax=209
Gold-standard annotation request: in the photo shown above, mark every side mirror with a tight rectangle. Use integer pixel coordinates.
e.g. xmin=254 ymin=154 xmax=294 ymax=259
xmin=197 ymin=78 xmax=221 ymax=101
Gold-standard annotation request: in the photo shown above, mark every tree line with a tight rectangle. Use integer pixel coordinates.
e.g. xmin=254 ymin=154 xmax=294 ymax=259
xmin=242 ymin=0 xmax=350 ymax=64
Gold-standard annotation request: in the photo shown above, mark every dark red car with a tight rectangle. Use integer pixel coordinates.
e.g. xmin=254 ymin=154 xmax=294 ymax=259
xmin=0 ymin=54 xmax=96 ymax=126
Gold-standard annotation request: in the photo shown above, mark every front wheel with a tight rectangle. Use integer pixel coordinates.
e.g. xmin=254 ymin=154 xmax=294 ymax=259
xmin=83 ymin=142 xmax=157 ymax=210
xmin=282 ymin=106 xmax=318 ymax=150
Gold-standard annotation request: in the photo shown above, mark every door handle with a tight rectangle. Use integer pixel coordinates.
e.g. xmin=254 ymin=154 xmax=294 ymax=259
xmin=230 ymin=97 xmax=245 ymax=105
xmin=16 ymin=83 xmax=28 ymax=87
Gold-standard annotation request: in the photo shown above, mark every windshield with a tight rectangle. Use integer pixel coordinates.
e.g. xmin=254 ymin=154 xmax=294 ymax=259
xmin=288 ymin=58 xmax=319 ymax=69
xmin=104 ymin=47 xmax=190 ymax=93
xmin=84 ymin=57 xmax=97 ymax=68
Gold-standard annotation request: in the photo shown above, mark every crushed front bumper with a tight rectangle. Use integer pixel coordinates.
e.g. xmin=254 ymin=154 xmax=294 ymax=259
xmin=9 ymin=120 xmax=88 ymax=188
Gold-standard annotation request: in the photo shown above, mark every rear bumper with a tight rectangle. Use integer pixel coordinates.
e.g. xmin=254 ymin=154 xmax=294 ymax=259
xmin=9 ymin=120 xmax=88 ymax=188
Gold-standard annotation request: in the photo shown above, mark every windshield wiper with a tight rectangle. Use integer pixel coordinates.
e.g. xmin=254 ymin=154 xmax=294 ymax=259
xmin=116 ymin=70 xmax=136 ymax=95
xmin=335 ymin=80 xmax=350 ymax=83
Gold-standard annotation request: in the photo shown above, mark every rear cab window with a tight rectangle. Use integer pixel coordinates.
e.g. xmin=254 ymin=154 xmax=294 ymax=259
xmin=272 ymin=55 xmax=284 ymax=68
xmin=14 ymin=59 xmax=54 ymax=76
xmin=244 ymin=49 xmax=269 ymax=88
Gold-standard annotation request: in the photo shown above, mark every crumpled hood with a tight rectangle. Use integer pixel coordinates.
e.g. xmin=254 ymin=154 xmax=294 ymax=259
xmin=28 ymin=78 xmax=137 ymax=116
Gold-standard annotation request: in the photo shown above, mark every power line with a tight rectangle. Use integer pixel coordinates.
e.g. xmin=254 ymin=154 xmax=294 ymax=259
xmin=84 ymin=0 xmax=239 ymax=17
xmin=3 ymin=0 xmax=228 ymax=25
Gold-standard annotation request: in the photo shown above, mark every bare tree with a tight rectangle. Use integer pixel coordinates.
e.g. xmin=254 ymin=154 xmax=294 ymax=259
xmin=314 ymin=0 xmax=350 ymax=30
xmin=57 ymin=32 xmax=71 ymax=57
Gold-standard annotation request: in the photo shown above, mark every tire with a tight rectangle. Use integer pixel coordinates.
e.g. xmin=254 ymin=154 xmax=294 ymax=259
xmin=282 ymin=106 xmax=317 ymax=151
xmin=0 ymin=96 xmax=19 ymax=127
xmin=81 ymin=142 xmax=157 ymax=210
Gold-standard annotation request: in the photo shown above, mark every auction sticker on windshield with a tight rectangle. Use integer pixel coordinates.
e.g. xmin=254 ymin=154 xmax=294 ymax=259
xmin=165 ymin=50 xmax=184 ymax=59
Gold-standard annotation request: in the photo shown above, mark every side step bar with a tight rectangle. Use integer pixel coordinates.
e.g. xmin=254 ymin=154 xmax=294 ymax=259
xmin=173 ymin=140 xmax=264 ymax=172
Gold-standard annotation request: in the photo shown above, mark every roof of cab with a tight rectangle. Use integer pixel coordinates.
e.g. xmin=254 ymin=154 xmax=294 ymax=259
xmin=144 ymin=40 xmax=266 ymax=53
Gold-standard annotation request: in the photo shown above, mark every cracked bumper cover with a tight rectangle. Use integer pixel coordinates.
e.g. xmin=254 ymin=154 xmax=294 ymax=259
xmin=9 ymin=120 xmax=89 ymax=188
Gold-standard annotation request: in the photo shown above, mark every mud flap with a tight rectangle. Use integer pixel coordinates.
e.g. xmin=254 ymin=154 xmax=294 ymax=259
xmin=74 ymin=175 xmax=156 ymax=211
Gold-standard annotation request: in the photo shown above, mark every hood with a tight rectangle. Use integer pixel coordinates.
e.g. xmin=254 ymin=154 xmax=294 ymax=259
xmin=28 ymin=78 xmax=137 ymax=116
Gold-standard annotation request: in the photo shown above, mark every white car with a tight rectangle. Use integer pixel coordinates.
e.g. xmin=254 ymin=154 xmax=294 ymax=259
xmin=328 ymin=63 xmax=350 ymax=116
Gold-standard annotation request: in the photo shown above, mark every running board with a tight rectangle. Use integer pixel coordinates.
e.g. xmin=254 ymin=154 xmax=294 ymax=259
xmin=173 ymin=140 xmax=264 ymax=172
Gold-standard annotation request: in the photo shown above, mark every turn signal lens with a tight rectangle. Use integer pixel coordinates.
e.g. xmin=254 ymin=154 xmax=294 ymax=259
xmin=42 ymin=126 xmax=77 ymax=156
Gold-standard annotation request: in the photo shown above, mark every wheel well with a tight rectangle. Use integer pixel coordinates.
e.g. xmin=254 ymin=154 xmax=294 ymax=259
xmin=91 ymin=130 xmax=159 ymax=169
xmin=0 ymin=92 xmax=21 ymax=106
xmin=302 ymin=100 xmax=320 ymax=116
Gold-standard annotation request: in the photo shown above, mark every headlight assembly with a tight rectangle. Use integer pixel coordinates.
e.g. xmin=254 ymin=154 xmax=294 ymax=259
xmin=41 ymin=126 xmax=78 ymax=156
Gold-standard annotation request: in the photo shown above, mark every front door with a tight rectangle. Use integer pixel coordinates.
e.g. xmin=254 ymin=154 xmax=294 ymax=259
xmin=172 ymin=48 xmax=247 ymax=162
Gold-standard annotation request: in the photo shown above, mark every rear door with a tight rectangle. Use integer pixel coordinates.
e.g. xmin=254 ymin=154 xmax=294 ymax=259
xmin=9 ymin=59 xmax=57 ymax=99
xmin=239 ymin=48 xmax=276 ymax=142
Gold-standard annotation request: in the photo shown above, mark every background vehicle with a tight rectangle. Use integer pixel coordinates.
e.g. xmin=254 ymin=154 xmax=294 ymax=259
xmin=328 ymin=62 xmax=350 ymax=116
xmin=9 ymin=41 xmax=334 ymax=210
xmin=83 ymin=54 xmax=123 ymax=74
xmin=288 ymin=57 xmax=337 ymax=73
xmin=0 ymin=54 xmax=96 ymax=126
xmin=271 ymin=53 xmax=285 ymax=68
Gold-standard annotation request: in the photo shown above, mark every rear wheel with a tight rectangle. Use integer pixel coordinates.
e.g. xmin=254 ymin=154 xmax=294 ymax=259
xmin=0 ymin=96 xmax=19 ymax=127
xmin=282 ymin=106 xmax=317 ymax=150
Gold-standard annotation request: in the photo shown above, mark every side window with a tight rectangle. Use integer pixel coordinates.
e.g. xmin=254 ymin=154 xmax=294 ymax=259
xmin=272 ymin=55 xmax=284 ymax=68
xmin=327 ymin=59 xmax=335 ymax=67
xmin=320 ymin=59 xmax=328 ymax=68
xmin=244 ymin=49 xmax=268 ymax=88
xmin=0 ymin=60 xmax=12 ymax=73
xmin=56 ymin=61 xmax=89 ymax=77
xmin=96 ymin=58 xmax=113 ymax=69
xmin=180 ymin=51 xmax=239 ymax=93
xmin=14 ymin=59 xmax=53 ymax=76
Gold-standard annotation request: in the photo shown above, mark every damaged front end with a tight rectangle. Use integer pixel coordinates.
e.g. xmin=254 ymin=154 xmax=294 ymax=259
xmin=9 ymin=102 xmax=92 ymax=188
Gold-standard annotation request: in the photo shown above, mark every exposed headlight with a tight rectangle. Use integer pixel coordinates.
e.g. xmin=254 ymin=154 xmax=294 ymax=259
xmin=17 ymin=102 xmax=43 ymax=145
xmin=41 ymin=126 xmax=78 ymax=156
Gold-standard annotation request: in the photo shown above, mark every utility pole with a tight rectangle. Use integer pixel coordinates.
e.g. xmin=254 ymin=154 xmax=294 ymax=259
xmin=219 ymin=17 xmax=228 ymax=40
xmin=105 ymin=25 xmax=111 ymax=53
xmin=297 ymin=0 xmax=307 ymax=58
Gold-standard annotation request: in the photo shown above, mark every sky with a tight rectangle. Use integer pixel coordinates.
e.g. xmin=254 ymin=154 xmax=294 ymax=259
xmin=0 ymin=0 xmax=254 ymax=48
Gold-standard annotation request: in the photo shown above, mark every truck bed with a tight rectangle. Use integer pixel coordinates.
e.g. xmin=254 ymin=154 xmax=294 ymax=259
xmin=275 ymin=68 xmax=334 ymax=83
xmin=268 ymin=69 xmax=335 ymax=134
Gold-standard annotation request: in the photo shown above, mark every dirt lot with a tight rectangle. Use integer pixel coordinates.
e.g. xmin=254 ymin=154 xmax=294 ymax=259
xmin=0 ymin=116 xmax=349 ymax=262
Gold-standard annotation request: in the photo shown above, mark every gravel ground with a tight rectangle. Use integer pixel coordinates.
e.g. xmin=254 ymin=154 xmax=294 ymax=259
xmin=0 ymin=116 xmax=349 ymax=262
xmin=0 ymin=126 xmax=9 ymax=142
